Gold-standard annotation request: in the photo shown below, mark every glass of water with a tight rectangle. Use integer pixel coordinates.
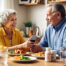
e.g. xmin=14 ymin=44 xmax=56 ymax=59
xmin=60 ymin=47 xmax=66 ymax=65
xmin=0 ymin=45 xmax=8 ymax=66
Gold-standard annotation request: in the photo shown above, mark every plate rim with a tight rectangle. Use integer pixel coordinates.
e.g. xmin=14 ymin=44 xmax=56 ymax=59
xmin=8 ymin=52 xmax=32 ymax=56
xmin=9 ymin=56 xmax=37 ymax=62
xmin=31 ymin=54 xmax=59 ymax=59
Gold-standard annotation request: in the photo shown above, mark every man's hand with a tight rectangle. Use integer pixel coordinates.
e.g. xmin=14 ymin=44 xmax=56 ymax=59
xmin=8 ymin=38 xmax=43 ymax=53
xmin=24 ymin=38 xmax=43 ymax=53
xmin=28 ymin=44 xmax=43 ymax=53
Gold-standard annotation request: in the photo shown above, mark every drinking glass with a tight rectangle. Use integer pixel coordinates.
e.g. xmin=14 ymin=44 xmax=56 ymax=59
xmin=0 ymin=45 xmax=8 ymax=66
xmin=60 ymin=47 xmax=66 ymax=66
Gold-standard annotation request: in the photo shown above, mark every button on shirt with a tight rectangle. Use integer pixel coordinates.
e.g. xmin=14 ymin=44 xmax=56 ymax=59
xmin=39 ymin=18 xmax=66 ymax=54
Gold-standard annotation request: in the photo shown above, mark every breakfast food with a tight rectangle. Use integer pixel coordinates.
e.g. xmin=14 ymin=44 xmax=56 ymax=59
xmin=14 ymin=55 xmax=31 ymax=60
xmin=33 ymin=52 xmax=45 ymax=57
xmin=9 ymin=49 xmax=26 ymax=55
xmin=9 ymin=49 xmax=31 ymax=55
xmin=15 ymin=49 xmax=26 ymax=54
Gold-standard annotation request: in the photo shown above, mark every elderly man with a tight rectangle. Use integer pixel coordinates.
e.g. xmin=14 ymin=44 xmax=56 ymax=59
xmin=39 ymin=2 xmax=66 ymax=53
xmin=8 ymin=2 xmax=66 ymax=55
xmin=29 ymin=2 xmax=66 ymax=54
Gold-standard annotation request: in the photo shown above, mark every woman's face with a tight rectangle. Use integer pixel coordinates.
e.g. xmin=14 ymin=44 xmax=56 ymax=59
xmin=4 ymin=14 xmax=17 ymax=31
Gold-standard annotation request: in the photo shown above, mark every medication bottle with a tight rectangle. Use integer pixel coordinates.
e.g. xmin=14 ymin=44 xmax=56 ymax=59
xmin=51 ymin=50 xmax=56 ymax=61
xmin=45 ymin=48 xmax=51 ymax=61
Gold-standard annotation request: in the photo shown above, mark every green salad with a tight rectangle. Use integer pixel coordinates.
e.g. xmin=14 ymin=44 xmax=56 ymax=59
xmin=9 ymin=51 xmax=15 ymax=54
xmin=19 ymin=55 xmax=31 ymax=60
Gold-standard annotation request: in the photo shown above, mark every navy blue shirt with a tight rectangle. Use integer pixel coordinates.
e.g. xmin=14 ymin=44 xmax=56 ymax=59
xmin=39 ymin=18 xmax=66 ymax=54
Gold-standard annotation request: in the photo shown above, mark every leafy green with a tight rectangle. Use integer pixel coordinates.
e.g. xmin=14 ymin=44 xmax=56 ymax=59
xmin=24 ymin=22 xmax=32 ymax=27
xmin=9 ymin=51 xmax=15 ymax=54
xmin=19 ymin=55 xmax=31 ymax=60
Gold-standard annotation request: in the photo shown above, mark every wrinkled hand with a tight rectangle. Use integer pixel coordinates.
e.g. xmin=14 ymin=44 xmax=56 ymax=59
xmin=22 ymin=38 xmax=34 ymax=48
xmin=25 ymin=38 xmax=43 ymax=53
xmin=28 ymin=44 xmax=43 ymax=53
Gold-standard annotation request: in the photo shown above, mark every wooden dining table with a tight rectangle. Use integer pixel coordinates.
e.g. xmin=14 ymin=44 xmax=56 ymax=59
xmin=0 ymin=58 xmax=65 ymax=66
xmin=6 ymin=58 xmax=64 ymax=66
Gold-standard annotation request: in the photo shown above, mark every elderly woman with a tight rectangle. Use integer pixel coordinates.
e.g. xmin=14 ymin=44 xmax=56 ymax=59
xmin=0 ymin=9 xmax=43 ymax=52
xmin=0 ymin=9 xmax=27 ymax=47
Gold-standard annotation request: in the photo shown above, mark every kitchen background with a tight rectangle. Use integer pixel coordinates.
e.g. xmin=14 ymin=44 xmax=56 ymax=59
xmin=0 ymin=0 xmax=66 ymax=36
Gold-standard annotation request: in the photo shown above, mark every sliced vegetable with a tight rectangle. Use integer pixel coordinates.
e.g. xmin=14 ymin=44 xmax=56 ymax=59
xmin=14 ymin=55 xmax=31 ymax=60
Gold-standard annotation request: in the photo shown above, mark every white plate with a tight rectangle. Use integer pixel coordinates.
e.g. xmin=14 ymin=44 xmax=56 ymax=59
xmin=8 ymin=53 xmax=31 ymax=56
xmin=9 ymin=56 xmax=37 ymax=63
xmin=31 ymin=54 xmax=59 ymax=59
xmin=8 ymin=53 xmax=23 ymax=56
xmin=35 ymin=56 xmax=44 ymax=59
xmin=8 ymin=52 xmax=32 ymax=56
xmin=31 ymin=54 xmax=44 ymax=59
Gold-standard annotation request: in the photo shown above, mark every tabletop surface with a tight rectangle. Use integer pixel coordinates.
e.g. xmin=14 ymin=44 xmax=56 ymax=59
xmin=7 ymin=59 xmax=64 ymax=66
xmin=0 ymin=59 xmax=65 ymax=66
xmin=0 ymin=53 xmax=65 ymax=66
xmin=0 ymin=57 xmax=63 ymax=66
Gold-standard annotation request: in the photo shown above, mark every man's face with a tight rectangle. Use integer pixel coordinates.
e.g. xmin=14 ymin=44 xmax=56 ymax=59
xmin=46 ymin=6 xmax=61 ymax=26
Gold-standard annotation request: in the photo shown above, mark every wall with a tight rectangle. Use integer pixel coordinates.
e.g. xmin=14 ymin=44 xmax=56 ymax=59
xmin=13 ymin=0 xmax=47 ymax=36
xmin=26 ymin=3 xmax=66 ymax=36
xmin=14 ymin=0 xmax=27 ymax=30
xmin=4 ymin=0 xmax=14 ymax=9
xmin=26 ymin=5 xmax=47 ymax=36
xmin=4 ymin=0 xmax=27 ymax=30
xmin=1 ymin=0 xmax=66 ymax=36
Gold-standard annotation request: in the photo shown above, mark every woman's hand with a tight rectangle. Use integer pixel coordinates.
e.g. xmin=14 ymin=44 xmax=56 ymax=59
xmin=8 ymin=38 xmax=43 ymax=53
xmin=21 ymin=38 xmax=43 ymax=53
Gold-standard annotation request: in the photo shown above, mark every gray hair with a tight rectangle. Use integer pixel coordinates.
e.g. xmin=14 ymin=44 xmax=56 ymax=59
xmin=0 ymin=9 xmax=16 ymax=27
xmin=47 ymin=2 xmax=65 ymax=18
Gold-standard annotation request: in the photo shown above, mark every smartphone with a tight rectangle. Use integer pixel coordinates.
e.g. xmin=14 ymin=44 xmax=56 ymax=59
xmin=30 ymin=35 xmax=37 ymax=42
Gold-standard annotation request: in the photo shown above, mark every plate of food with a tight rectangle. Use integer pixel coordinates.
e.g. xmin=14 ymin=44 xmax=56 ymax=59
xmin=8 ymin=48 xmax=29 ymax=56
xmin=8 ymin=49 xmax=33 ymax=56
xmin=9 ymin=55 xmax=37 ymax=63
xmin=31 ymin=52 xmax=45 ymax=59
xmin=31 ymin=52 xmax=59 ymax=59
xmin=8 ymin=50 xmax=21 ymax=56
